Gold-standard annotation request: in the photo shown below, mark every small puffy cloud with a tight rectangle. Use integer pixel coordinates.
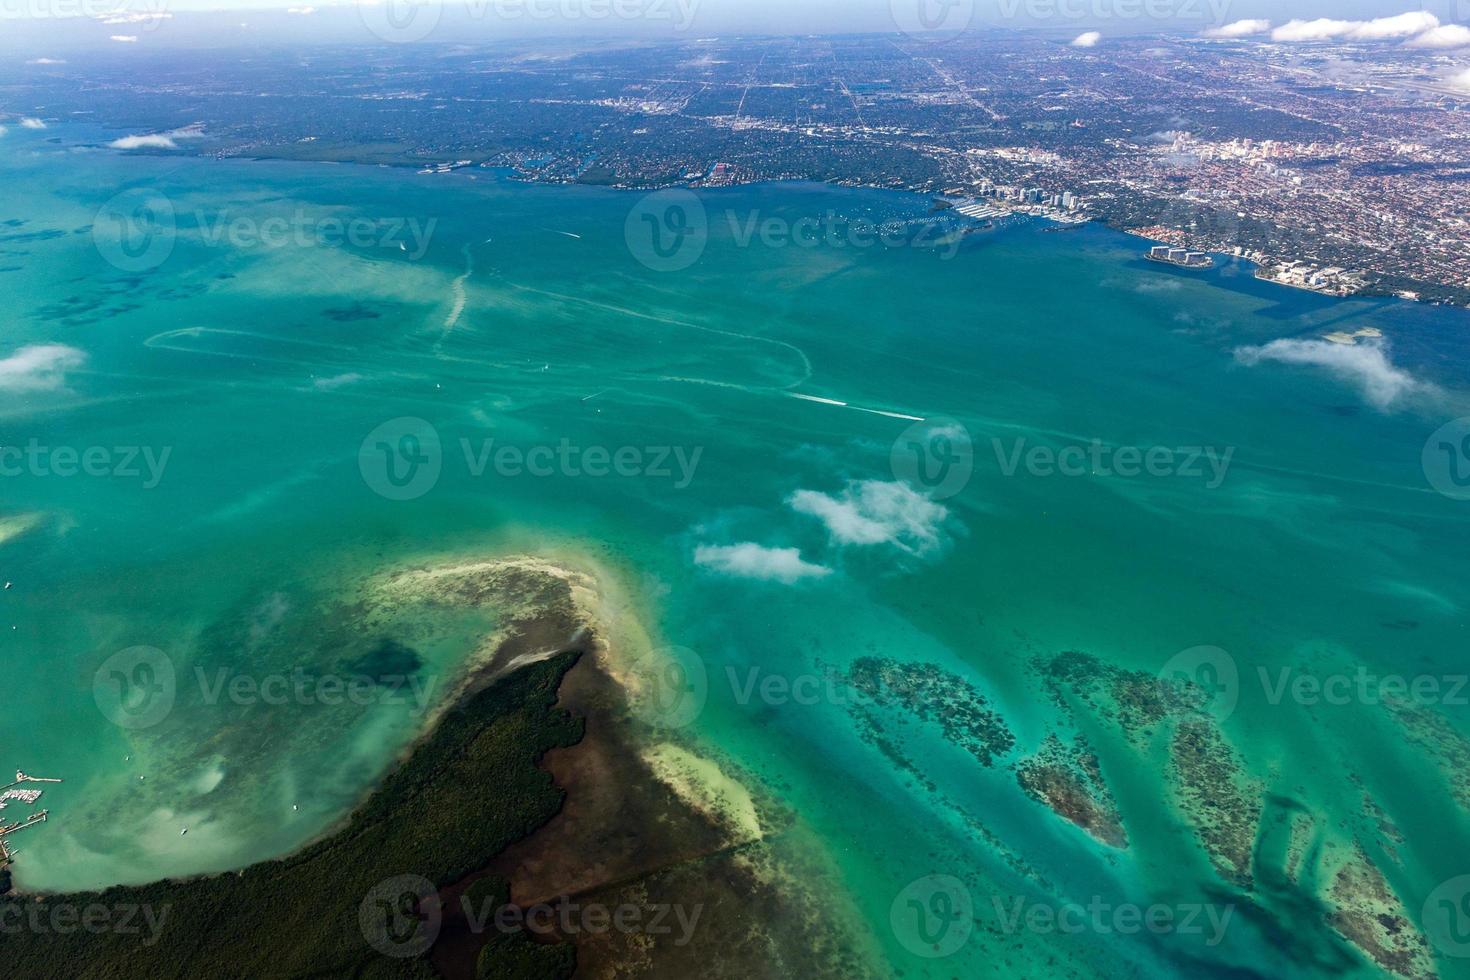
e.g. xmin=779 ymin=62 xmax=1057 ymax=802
xmin=1203 ymin=19 xmax=1270 ymax=39
xmin=1450 ymin=68 xmax=1470 ymax=92
xmin=1234 ymin=338 xmax=1434 ymax=411
xmin=19 ymin=117 xmax=45 ymax=129
xmin=1072 ymin=31 xmax=1101 ymax=48
xmin=110 ymin=126 xmax=204 ymax=150
xmin=287 ymin=5 xmax=317 ymax=12
xmin=110 ymin=34 xmax=140 ymax=42
xmin=0 ymin=345 xmax=86 ymax=393
xmin=789 ymin=480 xmax=950 ymax=557
xmin=26 ymin=58 xmax=66 ymax=65
xmin=109 ymin=134 xmax=177 ymax=150
xmin=1407 ymin=25 xmax=1470 ymax=49
xmin=98 ymin=11 xmax=171 ymax=24
xmin=693 ymin=543 xmax=830 ymax=584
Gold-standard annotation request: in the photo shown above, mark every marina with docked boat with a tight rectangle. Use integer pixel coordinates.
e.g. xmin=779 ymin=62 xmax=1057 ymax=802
xmin=0 ymin=771 xmax=61 ymax=874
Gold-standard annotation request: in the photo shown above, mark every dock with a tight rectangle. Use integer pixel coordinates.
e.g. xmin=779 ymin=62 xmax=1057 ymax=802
xmin=0 ymin=771 xmax=60 ymax=875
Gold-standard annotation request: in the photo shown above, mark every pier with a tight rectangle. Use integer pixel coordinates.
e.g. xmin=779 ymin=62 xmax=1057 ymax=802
xmin=0 ymin=771 xmax=60 ymax=872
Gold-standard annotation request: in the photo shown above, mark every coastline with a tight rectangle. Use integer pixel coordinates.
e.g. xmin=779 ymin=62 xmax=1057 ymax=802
xmin=0 ymin=548 xmax=878 ymax=977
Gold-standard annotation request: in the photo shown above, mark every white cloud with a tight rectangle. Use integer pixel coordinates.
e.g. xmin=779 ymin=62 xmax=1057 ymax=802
xmin=1072 ymin=31 xmax=1101 ymax=48
xmin=1203 ymin=19 xmax=1271 ymax=39
xmin=0 ymin=345 xmax=86 ymax=393
xmin=1350 ymin=11 xmax=1438 ymax=39
xmin=110 ymin=34 xmax=139 ymax=42
xmin=1407 ymin=25 xmax=1470 ymax=49
xmin=789 ymin=480 xmax=950 ymax=556
xmin=1273 ymin=12 xmax=1447 ymax=43
xmin=109 ymin=125 xmax=204 ymax=151
xmin=26 ymin=58 xmax=66 ymax=65
xmin=1450 ymin=68 xmax=1470 ymax=92
xmin=19 ymin=117 xmax=45 ymax=130
xmin=693 ymin=543 xmax=830 ymax=584
xmin=287 ymin=5 xmax=317 ymax=12
xmin=1273 ymin=18 xmax=1362 ymax=41
xmin=109 ymin=134 xmax=177 ymax=150
xmin=98 ymin=11 xmax=171 ymax=24
xmin=1234 ymin=338 xmax=1434 ymax=411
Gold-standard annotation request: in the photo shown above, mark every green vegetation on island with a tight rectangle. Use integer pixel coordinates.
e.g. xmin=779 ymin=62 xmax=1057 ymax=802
xmin=0 ymin=652 xmax=585 ymax=980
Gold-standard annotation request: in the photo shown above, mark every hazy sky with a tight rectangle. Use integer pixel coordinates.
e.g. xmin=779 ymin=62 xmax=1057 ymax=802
xmin=2 ymin=0 xmax=1468 ymax=50
xmin=74 ymin=0 xmax=1461 ymax=15
xmin=4 ymin=0 xmax=1466 ymax=22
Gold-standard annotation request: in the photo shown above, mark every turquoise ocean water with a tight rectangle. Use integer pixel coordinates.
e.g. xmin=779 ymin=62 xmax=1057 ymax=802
xmin=2 ymin=124 xmax=1469 ymax=977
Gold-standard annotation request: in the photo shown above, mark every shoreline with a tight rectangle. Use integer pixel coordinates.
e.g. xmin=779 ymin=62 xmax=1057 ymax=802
xmin=38 ymin=117 xmax=1463 ymax=311
xmin=1 ymin=547 xmax=879 ymax=977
